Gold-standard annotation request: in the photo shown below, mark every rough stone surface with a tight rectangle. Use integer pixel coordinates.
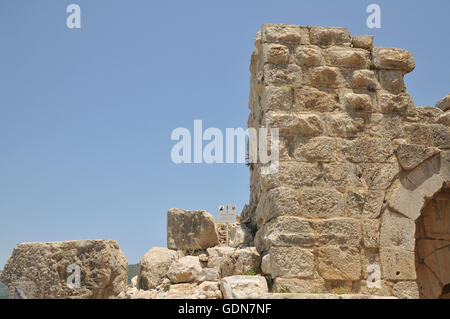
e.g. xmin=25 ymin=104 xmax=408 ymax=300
xmin=137 ymin=247 xmax=178 ymax=290
xmin=0 ymin=240 xmax=128 ymax=299
xmin=220 ymin=276 xmax=268 ymax=299
xmin=167 ymin=208 xmax=219 ymax=250
xmin=167 ymin=256 xmax=203 ymax=284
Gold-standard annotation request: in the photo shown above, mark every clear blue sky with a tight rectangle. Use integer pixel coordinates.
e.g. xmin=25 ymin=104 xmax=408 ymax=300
xmin=0 ymin=0 xmax=449 ymax=268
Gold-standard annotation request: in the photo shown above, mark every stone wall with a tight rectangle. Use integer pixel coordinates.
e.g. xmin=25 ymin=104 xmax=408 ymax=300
xmin=246 ymin=24 xmax=450 ymax=297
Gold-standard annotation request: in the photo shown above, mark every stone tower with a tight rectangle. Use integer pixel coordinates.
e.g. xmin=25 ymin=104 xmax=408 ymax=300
xmin=245 ymin=24 xmax=450 ymax=298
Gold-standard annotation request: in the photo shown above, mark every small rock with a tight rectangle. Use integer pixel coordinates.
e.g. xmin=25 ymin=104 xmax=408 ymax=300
xmin=220 ymin=275 xmax=269 ymax=299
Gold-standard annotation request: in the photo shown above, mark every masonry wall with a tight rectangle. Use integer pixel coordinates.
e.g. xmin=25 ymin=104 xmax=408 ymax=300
xmin=245 ymin=24 xmax=450 ymax=297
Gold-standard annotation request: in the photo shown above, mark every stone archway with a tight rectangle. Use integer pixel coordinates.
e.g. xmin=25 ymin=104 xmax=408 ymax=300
xmin=386 ymin=150 xmax=450 ymax=298
xmin=415 ymin=185 xmax=450 ymax=298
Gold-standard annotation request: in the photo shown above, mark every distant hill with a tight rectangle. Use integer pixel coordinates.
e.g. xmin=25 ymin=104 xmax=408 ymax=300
xmin=128 ymin=264 xmax=139 ymax=284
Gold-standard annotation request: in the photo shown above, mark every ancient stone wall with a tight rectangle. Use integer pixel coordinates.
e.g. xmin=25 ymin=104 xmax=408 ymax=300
xmin=246 ymin=24 xmax=450 ymax=297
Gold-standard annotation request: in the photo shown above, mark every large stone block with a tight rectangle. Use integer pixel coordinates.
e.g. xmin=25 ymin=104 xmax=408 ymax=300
xmin=380 ymin=209 xmax=416 ymax=251
xmin=220 ymin=247 xmax=261 ymax=277
xmin=380 ymin=247 xmax=416 ymax=280
xmin=167 ymin=208 xmax=219 ymax=250
xmin=220 ymin=275 xmax=268 ymax=299
xmin=352 ymin=35 xmax=373 ymax=50
xmin=293 ymin=136 xmax=337 ymax=162
xmin=362 ymin=219 xmax=380 ymax=248
xmin=340 ymin=91 xmax=373 ymax=112
xmin=255 ymin=187 xmax=301 ymax=227
xmin=351 ymin=69 xmax=379 ymax=90
xmin=377 ymin=91 xmax=414 ymax=113
xmin=312 ymin=218 xmax=362 ymax=247
xmin=261 ymin=24 xmax=310 ymax=44
xmin=294 ymin=45 xmax=324 ymax=66
xmin=326 ymin=47 xmax=370 ymax=68
xmin=138 ymin=247 xmax=178 ymax=290
xmin=0 ymin=240 xmax=128 ymax=299
xmin=263 ymin=43 xmax=290 ymax=65
xmin=318 ymin=247 xmax=361 ymax=280
xmin=262 ymin=63 xmax=303 ymax=86
xmin=270 ymin=247 xmax=314 ymax=278
xmin=396 ymin=144 xmax=440 ymax=171
xmin=264 ymin=111 xmax=324 ymax=135
xmin=345 ymin=189 xmax=384 ymax=219
xmin=343 ymin=138 xmax=394 ymax=163
xmin=310 ymin=26 xmax=351 ymax=47
xmin=430 ymin=124 xmax=450 ymax=149
xmin=435 ymin=93 xmax=450 ymax=112
xmin=293 ymin=87 xmax=340 ymax=112
xmin=378 ymin=70 xmax=405 ymax=93
xmin=261 ymin=85 xmax=293 ymax=112
xmin=299 ymin=188 xmax=344 ymax=218
xmin=167 ymin=256 xmax=202 ymax=284
xmin=372 ymin=47 xmax=415 ymax=74
xmin=272 ymin=277 xmax=325 ymax=293
xmin=255 ymin=216 xmax=315 ymax=252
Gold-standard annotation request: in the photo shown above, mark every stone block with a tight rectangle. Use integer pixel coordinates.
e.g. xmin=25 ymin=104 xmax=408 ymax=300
xmin=380 ymin=247 xmax=416 ymax=280
xmin=372 ymin=47 xmax=415 ymax=74
xmin=318 ymin=247 xmax=361 ymax=280
xmin=310 ymin=26 xmax=351 ymax=47
xmin=299 ymin=188 xmax=344 ymax=218
xmin=352 ymin=35 xmax=373 ymax=50
xmin=270 ymin=247 xmax=314 ymax=278
xmin=312 ymin=218 xmax=362 ymax=247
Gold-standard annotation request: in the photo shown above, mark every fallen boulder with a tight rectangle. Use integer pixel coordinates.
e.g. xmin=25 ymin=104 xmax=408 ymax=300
xmin=0 ymin=240 xmax=128 ymax=299
xmin=137 ymin=247 xmax=178 ymax=290
xmin=167 ymin=208 xmax=219 ymax=250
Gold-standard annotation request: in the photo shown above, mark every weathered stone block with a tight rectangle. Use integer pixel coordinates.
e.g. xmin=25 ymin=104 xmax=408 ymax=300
xmin=263 ymin=43 xmax=290 ymax=65
xmin=362 ymin=219 xmax=380 ymax=248
xmin=310 ymin=26 xmax=351 ymax=47
xmin=300 ymin=188 xmax=344 ymax=218
xmin=264 ymin=111 xmax=324 ymax=135
xmin=318 ymin=247 xmax=361 ymax=280
xmin=220 ymin=275 xmax=268 ymax=299
xmin=255 ymin=216 xmax=315 ymax=252
xmin=430 ymin=124 xmax=450 ymax=149
xmin=167 ymin=208 xmax=219 ymax=250
xmin=380 ymin=247 xmax=416 ymax=280
xmin=343 ymin=137 xmax=394 ymax=163
xmin=293 ymin=86 xmax=339 ymax=112
xmin=261 ymin=24 xmax=310 ymax=44
xmin=345 ymin=189 xmax=384 ymax=219
xmin=294 ymin=45 xmax=324 ymax=66
xmin=435 ymin=93 xmax=450 ymax=111
xmin=167 ymin=256 xmax=202 ymax=284
xmin=372 ymin=47 xmax=415 ymax=74
xmin=262 ymin=63 xmax=303 ymax=86
xmin=256 ymin=187 xmax=301 ymax=227
xmin=326 ymin=113 xmax=365 ymax=137
xmin=377 ymin=91 xmax=414 ymax=113
xmin=305 ymin=66 xmax=343 ymax=87
xmin=380 ymin=209 xmax=415 ymax=251
xmin=392 ymin=281 xmax=420 ymax=299
xmin=351 ymin=69 xmax=379 ymax=90
xmin=404 ymin=123 xmax=431 ymax=146
xmin=396 ymin=144 xmax=440 ymax=171
xmin=0 ymin=240 xmax=128 ymax=299
xmin=293 ymin=136 xmax=337 ymax=162
xmin=326 ymin=47 xmax=370 ymax=68
xmin=352 ymin=35 xmax=373 ymax=50
xmin=340 ymin=91 xmax=373 ymax=112
xmin=312 ymin=218 xmax=362 ymax=247
xmin=273 ymin=277 xmax=325 ymax=293
xmin=138 ymin=247 xmax=178 ymax=290
xmin=270 ymin=247 xmax=314 ymax=278
xmin=261 ymin=85 xmax=293 ymax=112
xmin=378 ymin=70 xmax=405 ymax=93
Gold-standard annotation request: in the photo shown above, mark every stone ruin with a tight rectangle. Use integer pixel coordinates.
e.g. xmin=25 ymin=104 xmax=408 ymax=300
xmin=0 ymin=24 xmax=449 ymax=299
